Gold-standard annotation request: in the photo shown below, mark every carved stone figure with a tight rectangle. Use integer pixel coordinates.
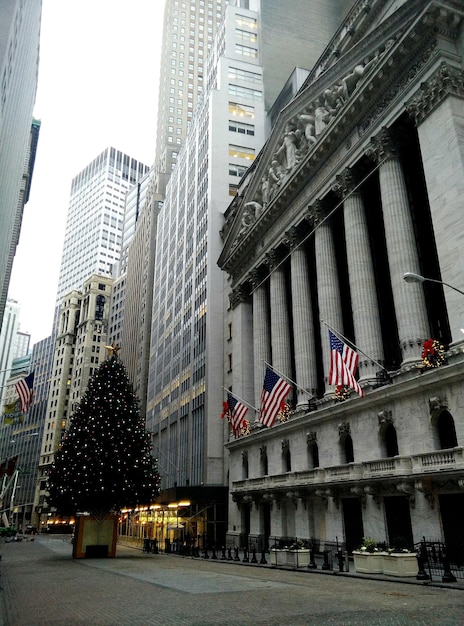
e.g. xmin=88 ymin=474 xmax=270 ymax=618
xmin=276 ymin=122 xmax=298 ymax=171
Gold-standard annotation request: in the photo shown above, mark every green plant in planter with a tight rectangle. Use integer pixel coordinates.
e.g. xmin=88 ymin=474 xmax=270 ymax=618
xmin=359 ymin=537 xmax=379 ymax=553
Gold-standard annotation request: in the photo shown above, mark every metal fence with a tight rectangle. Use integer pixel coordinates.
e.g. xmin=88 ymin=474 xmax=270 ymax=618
xmin=415 ymin=538 xmax=464 ymax=581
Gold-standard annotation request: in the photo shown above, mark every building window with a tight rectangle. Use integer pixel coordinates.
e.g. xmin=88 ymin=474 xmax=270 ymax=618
xmin=229 ymin=163 xmax=248 ymax=178
xmin=229 ymin=101 xmax=254 ymax=119
xmin=229 ymin=119 xmax=255 ymax=135
xmin=229 ymin=145 xmax=255 ymax=160
xmin=229 ymin=84 xmax=262 ymax=101
xmin=235 ymin=44 xmax=258 ymax=58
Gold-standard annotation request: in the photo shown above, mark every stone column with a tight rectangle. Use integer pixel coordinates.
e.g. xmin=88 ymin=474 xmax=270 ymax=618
xmin=333 ymin=169 xmax=384 ymax=381
xmin=285 ymin=226 xmax=317 ymax=406
xmin=406 ymin=62 xmax=464 ymax=344
xmin=249 ymin=268 xmax=271 ymax=411
xmin=368 ymin=128 xmax=429 ymax=363
xmin=310 ymin=202 xmax=343 ymax=388
xmin=265 ymin=249 xmax=292 ymax=379
xmin=229 ymin=285 xmax=254 ymax=411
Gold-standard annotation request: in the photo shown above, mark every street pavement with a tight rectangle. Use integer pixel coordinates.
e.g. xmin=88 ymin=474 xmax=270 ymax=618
xmin=0 ymin=535 xmax=463 ymax=625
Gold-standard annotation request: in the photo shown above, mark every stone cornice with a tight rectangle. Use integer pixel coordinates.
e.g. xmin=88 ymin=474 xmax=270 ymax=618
xmin=405 ymin=61 xmax=464 ymax=125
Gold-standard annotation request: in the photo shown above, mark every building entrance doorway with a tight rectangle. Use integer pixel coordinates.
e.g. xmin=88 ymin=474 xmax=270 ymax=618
xmin=384 ymin=496 xmax=413 ymax=549
xmin=342 ymin=498 xmax=363 ymax=553
xmin=438 ymin=494 xmax=464 ymax=563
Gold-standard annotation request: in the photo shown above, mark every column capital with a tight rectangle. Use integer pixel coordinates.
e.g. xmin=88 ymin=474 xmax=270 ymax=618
xmin=229 ymin=284 xmax=250 ymax=310
xmin=264 ymin=248 xmax=284 ymax=271
xmin=332 ymin=167 xmax=358 ymax=199
xmin=405 ymin=62 xmax=464 ymax=125
xmin=248 ymin=267 xmax=266 ymax=290
xmin=306 ymin=199 xmax=326 ymax=226
xmin=283 ymin=225 xmax=305 ymax=250
xmin=366 ymin=127 xmax=399 ymax=163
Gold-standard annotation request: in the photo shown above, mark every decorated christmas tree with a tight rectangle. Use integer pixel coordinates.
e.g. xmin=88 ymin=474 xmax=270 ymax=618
xmin=47 ymin=345 xmax=160 ymax=516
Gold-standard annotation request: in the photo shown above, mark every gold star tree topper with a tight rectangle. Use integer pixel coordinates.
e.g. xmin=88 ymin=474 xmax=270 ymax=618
xmin=105 ymin=342 xmax=121 ymax=358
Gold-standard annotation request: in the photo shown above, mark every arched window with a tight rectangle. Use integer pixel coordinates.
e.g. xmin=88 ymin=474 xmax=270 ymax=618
xmin=385 ymin=423 xmax=399 ymax=457
xmin=282 ymin=439 xmax=291 ymax=473
xmin=344 ymin=434 xmax=354 ymax=463
xmin=242 ymin=451 xmax=249 ymax=479
xmin=260 ymin=445 xmax=268 ymax=476
xmin=437 ymin=410 xmax=458 ymax=449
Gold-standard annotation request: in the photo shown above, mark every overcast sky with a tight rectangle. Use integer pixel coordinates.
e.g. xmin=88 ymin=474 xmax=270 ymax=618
xmin=8 ymin=0 xmax=165 ymax=347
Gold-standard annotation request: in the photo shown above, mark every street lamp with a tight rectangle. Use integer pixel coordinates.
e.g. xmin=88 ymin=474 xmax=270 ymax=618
xmin=403 ymin=272 xmax=464 ymax=296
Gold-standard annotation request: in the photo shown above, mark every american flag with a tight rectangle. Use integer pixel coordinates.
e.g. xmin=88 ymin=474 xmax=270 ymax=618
xmin=227 ymin=393 xmax=248 ymax=435
xmin=15 ymin=372 xmax=34 ymax=413
xmin=328 ymin=331 xmax=364 ymax=398
xmin=259 ymin=367 xmax=292 ymax=428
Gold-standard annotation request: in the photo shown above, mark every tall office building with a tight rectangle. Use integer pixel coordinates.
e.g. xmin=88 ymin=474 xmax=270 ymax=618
xmin=152 ymin=0 xmax=226 ymax=197
xmin=0 ymin=1 xmax=41 ymax=329
xmin=0 ymin=299 xmax=21 ymax=405
xmin=117 ymin=0 xmax=227 ymax=405
xmin=55 ymin=147 xmax=149 ymax=308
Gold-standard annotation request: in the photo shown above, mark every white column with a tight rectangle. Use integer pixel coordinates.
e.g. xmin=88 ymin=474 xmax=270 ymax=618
xmin=370 ymin=129 xmax=429 ymax=364
xmin=335 ymin=169 xmax=384 ymax=381
xmin=311 ymin=202 xmax=343 ymax=389
xmin=286 ymin=227 xmax=317 ymax=405
xmin=249 ymin=269 xmax=271 ymax=411
xmin=407 ymin=66 xmax=464 ymax=344
xmin=229 ymin=285 xmax=254 ymax=409
xmin=266 ymin=250 xmax=292 ymax=379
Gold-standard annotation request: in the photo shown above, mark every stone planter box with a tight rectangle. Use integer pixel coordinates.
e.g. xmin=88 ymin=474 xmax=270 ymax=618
xmin=270 ymin=548 xmax=310 ymax=567
xmin=382 ymin=553 xmax=418 ymax=577
xmin=352 ymin=551 xmax=385 ymax=574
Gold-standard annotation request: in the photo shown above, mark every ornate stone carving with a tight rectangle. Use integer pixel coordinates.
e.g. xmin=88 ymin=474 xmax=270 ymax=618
xmin=306 ymin=431 xmax=317 ymax=444
xmin=332 ymin=167 xmax=357 ymax=198
xmin=229 ymin=284 xmax=249 ymax=310
xmin=377 ymin=410 xmax=393 ymax=425
xmin=428 ymin=395 xmax=448 ymax=414
xmin=405 ymin=63 xmax=464 ymax=125
xmin=338 ymin=422 xmax=351 ymax=437
xmin=366 ymin=126 xmax=398 ymax=163
xmin=281 ymin=438 xmax=289 ymax=450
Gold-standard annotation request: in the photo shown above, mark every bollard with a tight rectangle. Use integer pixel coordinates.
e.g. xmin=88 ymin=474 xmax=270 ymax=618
xmin=260 ymin=549 xmax=267 ymax=565
xmin=153 ymin=538 xmax=159 ymax=554
xmin=308 ymin=548 xmax=317 ymax=569
xmin=442 ymin=550 xmax=457 ymax=583
xmin=234 ymin=546 xmax=240 ymax=561
xmin=242 ymin=546 xmax=249 ymax=563
xmin=251 ymin=545 xmax=258 ymax=564
xmin=211 ymin=545 xmax=218 ymax=560
xmin=416 ymin=543 xmax=430 ymax=580
xmin=220 ymin=546 xmax=227 ymax=560
xmin=337 ymin=548 xmax=344 ymax=572
xmin=143 ymin=538 xmax=150 ymax=553
xmin=203 ymin=545 xmax=209 ymax=559
xmin=321 ymin=549 xmax=331 ymax=570
xmin=227 ymin=546 xmax=233 ymax=561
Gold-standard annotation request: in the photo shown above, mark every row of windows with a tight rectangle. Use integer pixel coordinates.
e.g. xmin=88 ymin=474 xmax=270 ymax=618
xmin=229 ymin=119 xmax=254 ymax=135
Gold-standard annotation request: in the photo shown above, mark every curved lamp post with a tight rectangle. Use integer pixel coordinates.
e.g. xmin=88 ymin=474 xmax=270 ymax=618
xmin=403 ymin=272 xmax=464 ymax=296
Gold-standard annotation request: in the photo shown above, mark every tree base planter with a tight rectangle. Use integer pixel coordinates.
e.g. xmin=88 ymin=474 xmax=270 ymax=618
xmin=383 ymin=553 xmax=418 ymax=577
xmin=72 ymin=514 xmax=118 ymax=559
xmin=270 ymin=549 xmax=310 ymax=567
xmin=352 ymin=551 xmax=385 ymax=574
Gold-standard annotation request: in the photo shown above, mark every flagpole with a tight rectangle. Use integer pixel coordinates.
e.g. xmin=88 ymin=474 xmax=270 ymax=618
xmin=321 ymin=319 xmax=386 ymax=372
xmin=222 ymin=388 xmax=258 ymax=412
xmin=264 ymin=361 xmax=314 ymax=399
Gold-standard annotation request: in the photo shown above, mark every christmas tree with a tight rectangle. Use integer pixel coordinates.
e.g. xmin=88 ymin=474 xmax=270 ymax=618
xmin=47 ymin=347 xmax=160 ymax=516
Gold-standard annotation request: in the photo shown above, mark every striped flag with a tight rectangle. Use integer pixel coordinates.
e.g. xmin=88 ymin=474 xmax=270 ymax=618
xmin=15 ymin=372 xmax=34 ymax=413
xmin=227 ymin=392 xmax=249 ymax=436
xmin=259 ymin=367 xmax=292 ymax=428
xmin=328 ymin=330 xmax=364 ymax=398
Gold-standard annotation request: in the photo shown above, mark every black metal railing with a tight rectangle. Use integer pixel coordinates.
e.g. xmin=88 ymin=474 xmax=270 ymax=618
xmin=415 ymin=538 xmax=464 ymax=581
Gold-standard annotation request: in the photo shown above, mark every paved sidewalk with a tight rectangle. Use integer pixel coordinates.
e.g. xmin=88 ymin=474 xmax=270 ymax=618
xmin=0 ymin=536 xmax=463 ymax=625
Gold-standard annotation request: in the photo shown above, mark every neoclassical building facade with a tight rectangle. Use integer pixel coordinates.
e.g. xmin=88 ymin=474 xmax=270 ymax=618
xmin=218 ymin=0 xmax=464 ymax=554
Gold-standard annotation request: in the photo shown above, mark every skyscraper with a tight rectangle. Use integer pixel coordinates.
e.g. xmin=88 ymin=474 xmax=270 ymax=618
xmin=152 ymin=0 xmax=226 ymax=197
xmin=0 ymin=1 xmax=42 ymax=329
xmin=55 ymin=147 xmax=149 ymax=308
